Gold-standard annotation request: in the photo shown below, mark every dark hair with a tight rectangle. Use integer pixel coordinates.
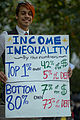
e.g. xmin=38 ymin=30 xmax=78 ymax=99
xmin=16 ymin=2 xmax=35 ymax=19
xmin=16 ymin=2 xmax=27 ymax=16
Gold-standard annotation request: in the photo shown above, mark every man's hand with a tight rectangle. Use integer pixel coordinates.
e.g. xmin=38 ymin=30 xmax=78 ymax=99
xmin=68 ymin=67 xmax=72 ymax=78
xmin=0 ymin=71 xmax=7 ymax=83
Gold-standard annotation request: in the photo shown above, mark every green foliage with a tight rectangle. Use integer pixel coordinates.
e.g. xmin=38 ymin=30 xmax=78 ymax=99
xmin=71 ymin=68 xmax=80 ymax=92
xmin=0 ymin=58 xmax=4 ymax=71
xmin=31 ymin=0 xmax=80 ymax=55
xmin=0 ymin=0 xmax=17 ymax=33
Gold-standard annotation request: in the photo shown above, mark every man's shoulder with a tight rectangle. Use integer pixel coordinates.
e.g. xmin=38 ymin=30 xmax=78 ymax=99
xmin=7 ymin=27 xmax=18 ymax=35
xmin=29 ymin=27 xmax=36 ymax=35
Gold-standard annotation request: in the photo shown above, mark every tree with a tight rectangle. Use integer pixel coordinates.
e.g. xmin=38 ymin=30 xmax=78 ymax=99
xmin=31 ymin=0 xmax=80 ymax=54
xmin=0 ymin=0 xmax=17 ymax=33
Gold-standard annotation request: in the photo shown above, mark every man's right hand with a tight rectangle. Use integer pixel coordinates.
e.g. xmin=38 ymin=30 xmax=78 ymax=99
xmin=0 ymin=71 xmax=7 ymax=83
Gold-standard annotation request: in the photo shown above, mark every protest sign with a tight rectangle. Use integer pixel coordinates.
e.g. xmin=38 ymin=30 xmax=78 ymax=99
xmin=5 ymin=35 xmax=71 ymax=118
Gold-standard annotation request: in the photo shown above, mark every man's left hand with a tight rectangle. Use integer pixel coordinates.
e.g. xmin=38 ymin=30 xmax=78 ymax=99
xmin=68 ymin=67 xmax=72 ymax=78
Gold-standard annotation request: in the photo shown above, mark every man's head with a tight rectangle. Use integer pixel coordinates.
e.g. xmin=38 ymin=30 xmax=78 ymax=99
xmin=16 ymin=2 xmax=35 ymax=31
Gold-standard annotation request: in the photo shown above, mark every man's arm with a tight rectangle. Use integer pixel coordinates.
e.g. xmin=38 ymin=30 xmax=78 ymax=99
xmin=0 ymin=31 xmax=6 ymax=57
xmin=68 ymin=63 xmax=75 ymax=78
xmin=0 ymin=71 xmax=7 ymax=83
xmin=0 ymin=31 xmax=8 ymax=83
xmin=68 ymin=67 xmax=72 ymax=78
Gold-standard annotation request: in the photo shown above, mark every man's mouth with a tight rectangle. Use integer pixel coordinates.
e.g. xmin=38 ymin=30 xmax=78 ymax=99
xmin=22 ymin=19 xmax=31 ymax=22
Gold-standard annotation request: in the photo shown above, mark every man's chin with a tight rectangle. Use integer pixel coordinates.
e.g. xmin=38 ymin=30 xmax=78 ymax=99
xmin=23 ymin=24 xmax=29 ymax=28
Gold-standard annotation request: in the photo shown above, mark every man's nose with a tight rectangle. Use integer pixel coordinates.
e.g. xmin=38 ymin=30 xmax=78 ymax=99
xmin=25 ymin=13 xmax=29 ymax=17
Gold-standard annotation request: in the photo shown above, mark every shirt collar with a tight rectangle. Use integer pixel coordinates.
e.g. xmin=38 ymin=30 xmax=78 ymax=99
xmin=16 ymin=25 xmax=29 ymax=35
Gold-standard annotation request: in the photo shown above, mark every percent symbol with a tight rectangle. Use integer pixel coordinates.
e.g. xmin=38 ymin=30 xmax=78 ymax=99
xmin=22 ymin=95 xmax=29 ymax=104
xmin=50 ymin=61 xmax=54 ymax=66
xmin=48 ymin=70 xmax=52 ymax=76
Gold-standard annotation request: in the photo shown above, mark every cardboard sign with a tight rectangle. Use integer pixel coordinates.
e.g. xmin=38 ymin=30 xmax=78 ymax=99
xmin=5 ymin=35 xmax=71 ymax=118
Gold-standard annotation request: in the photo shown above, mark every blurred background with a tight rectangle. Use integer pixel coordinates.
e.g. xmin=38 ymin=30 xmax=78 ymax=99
xmin=0 ymin=0 xmax=80 ymax=119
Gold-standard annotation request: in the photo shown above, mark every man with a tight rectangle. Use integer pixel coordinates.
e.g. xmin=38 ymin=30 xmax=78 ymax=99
xmin=0 ymin=1 xmax=72 ymax=119
xmin=0 ymin=1 xmax=35 ymax=104
xmin=0 ymin=1 xmax=72 ymax=83
xmin=0 ymin=1 xmax=35 ymax=83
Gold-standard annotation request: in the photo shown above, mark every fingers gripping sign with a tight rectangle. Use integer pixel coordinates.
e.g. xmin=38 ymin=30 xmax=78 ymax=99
xmin=0 ymin=71 xmax=7 ymax=83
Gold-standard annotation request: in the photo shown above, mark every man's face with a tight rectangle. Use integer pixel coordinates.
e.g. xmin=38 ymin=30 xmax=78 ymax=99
xmin=16 ymin=6 xmax=33 ymax=30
